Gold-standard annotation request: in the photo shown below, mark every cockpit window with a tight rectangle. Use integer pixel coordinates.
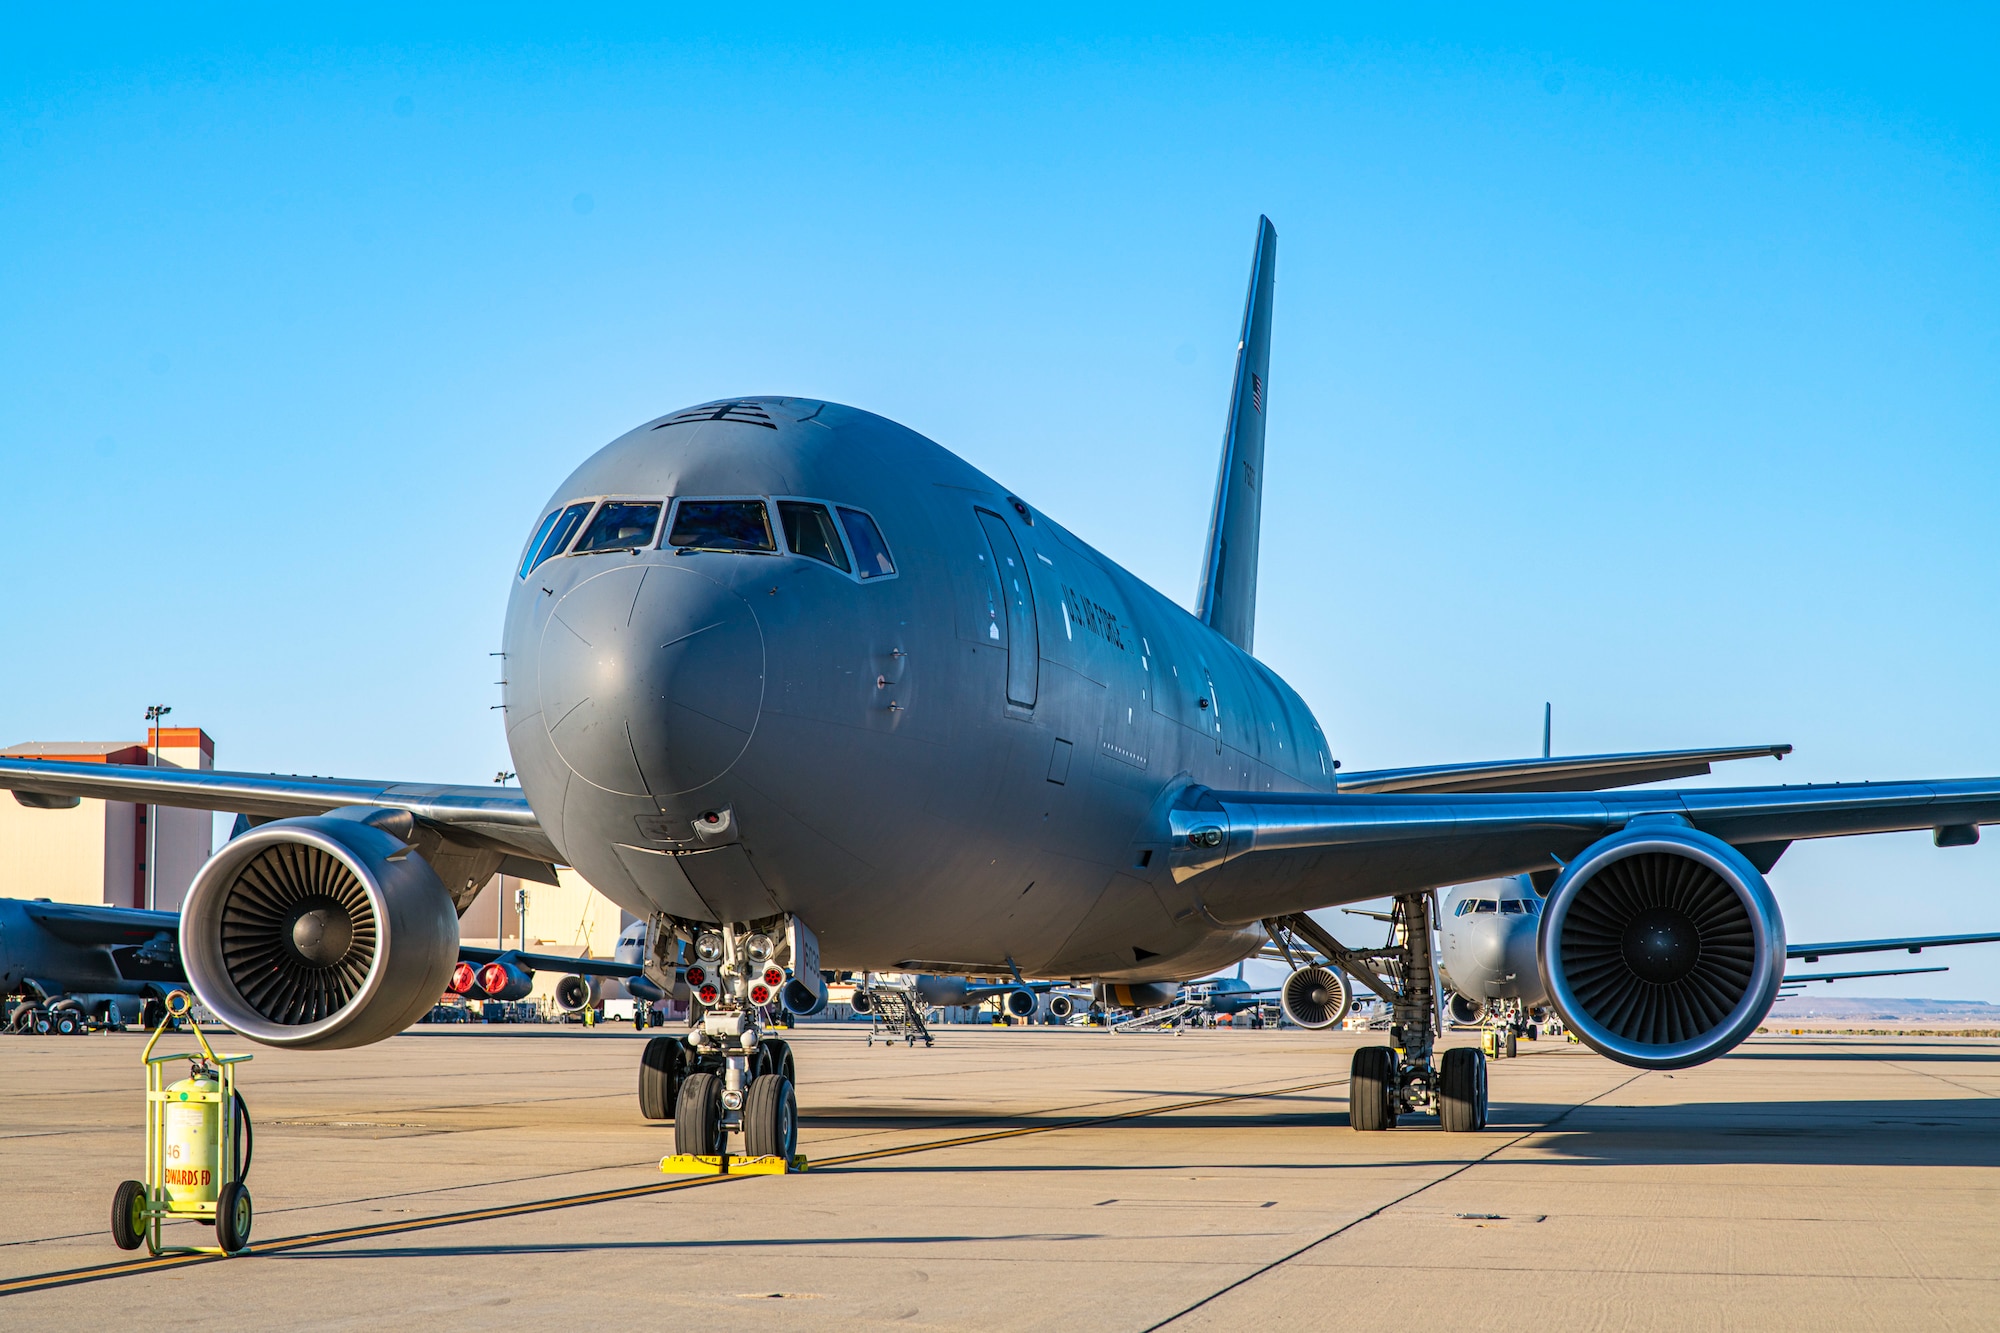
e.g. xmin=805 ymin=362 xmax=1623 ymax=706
xmin=1473 ymin=899 xmax=1498 ymax=913
xmin=778 ymin=501 xmax=851 ymax=572
xmin=1501 ymin=900 xmax=1528 ymax=914
xmin=837 ymin=506 xmax=896 ymax=579
xmin=668 ymin=499 xmax=776 ymax=552
xmin=520 ymin=501 xmax=592 ymax=578
xmin=573 ymin=501 xmax=663 ymax=553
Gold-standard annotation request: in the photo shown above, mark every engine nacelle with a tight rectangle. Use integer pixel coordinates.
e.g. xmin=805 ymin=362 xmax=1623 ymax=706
xmin=1538 ymin=823 xmax=1785 ymax=1070
xmin=1446 ymin=992 xmax=1485 ymax=1026
xmin=782 ymin=977 xmax=827 ymax=1016
xmin=1278 ymin=965 xmax=1350 ymax=1029
xmin=1003 ymin=987 xmax=1037 ymax=1018
xmin=554 ymin=974 xmax=598 ymax=1013
xmin=1047 ymin=993 xmax=1075 ymax=1020
xmin=180 ymin=811 xmax=460 ymax=1050
xmin=913 ymin=975 xmax=973 ymax=1008
xmin=848 ymin=986 xmax=874 ymax=1014
xmin=449 ymin=961 xmax=484 ymax=998
xmin=478 ymin=961 xmax=535 ymax=1002
xmin=1098 ymin=981 xmax=1177 ymax=1010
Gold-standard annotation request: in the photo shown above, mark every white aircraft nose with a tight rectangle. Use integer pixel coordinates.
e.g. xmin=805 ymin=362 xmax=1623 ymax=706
xmin=538 ymin=563 xmax=765 ymax=797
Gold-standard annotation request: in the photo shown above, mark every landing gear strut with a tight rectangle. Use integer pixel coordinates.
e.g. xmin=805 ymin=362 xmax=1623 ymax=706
xmin=1267 ymin=894 xmax=1488 ymax=1132
xmin=637 ymin=914 xmax=814 ymax=1166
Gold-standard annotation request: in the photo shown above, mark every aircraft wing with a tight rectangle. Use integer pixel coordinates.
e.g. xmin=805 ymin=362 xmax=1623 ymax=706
xmin=1336 ymin=744 xmax=1792 ymax=795
xmin=1168 ymin=778 xmax=2000 ymax=925
xmin=0 ymin=756 xmax=560 ymax=869
xmin=1786 ymin=931 xmax=2000 ymax=961
xmin=457 ymin=945 xmax=645 ymax=980
xmin=1780 ymin=966 xmax=1947 ymax=985
xmin=22 ymin=900 xmax=178 ymax=946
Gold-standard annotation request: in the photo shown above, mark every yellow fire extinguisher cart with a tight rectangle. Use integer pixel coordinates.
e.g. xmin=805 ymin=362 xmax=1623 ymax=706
xmin=110 ymin=991 xmax=255 ymax=1256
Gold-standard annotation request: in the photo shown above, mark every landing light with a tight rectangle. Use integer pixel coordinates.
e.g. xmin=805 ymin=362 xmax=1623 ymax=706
xmin=745 ymin=933 xmax=777 ymax=964
xmin=694 ymin=932 xmax=724 ymax=963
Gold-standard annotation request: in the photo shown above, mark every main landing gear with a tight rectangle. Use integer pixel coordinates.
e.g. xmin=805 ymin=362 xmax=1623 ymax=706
xmin=1267 ymin=894 xmax=1488 ymax=1133
xmin=635 ymin=915 xmax=814 ymax=1165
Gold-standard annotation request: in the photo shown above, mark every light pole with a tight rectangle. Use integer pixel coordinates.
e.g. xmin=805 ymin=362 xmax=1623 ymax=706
xmin=143 ymin=705 xmax=171 ymax=911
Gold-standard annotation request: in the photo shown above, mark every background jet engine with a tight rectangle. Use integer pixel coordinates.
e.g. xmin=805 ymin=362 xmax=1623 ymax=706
xmin=1003 ymin=987 xmax=1037 ymax=1018
xmin=913 ymin=975 xmax=973 ymax=1007
xmin=1047 ymin=993 xmax=1075 ymax=1020
xmin=180 ymin=812 xmax=460 ymax=1049
xmin=1538 ymin=824 xmax=1785 ymax=1070
xmin=554 ymin=973 xmax=598 ymax=1013
xmin=476 ymin=960 xmax=534 ymax=1001
xmin=1278 ymin=964 xmax=1350 ymax=1029
xmin=1446 ymin=991 xmax=1485 ymax=1025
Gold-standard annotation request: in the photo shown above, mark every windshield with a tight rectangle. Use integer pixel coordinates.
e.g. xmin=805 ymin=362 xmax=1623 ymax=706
xmin=668 ymin=499 xmax=776 ymax=552
xmin=779 ymin=501 xmax=851 ymax=572
xmin=573 ymin=501 xmax=663 ymax=553
xmin=837 ymin=506 xmax=896 ymax=578
xmin=520 ymin=502 xmax=592 ymax=577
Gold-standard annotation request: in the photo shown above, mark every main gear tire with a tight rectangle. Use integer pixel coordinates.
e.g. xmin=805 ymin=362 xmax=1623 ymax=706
xmin=673 ymin=1071 xmax=725 ymax=1157
xmin=1440 ymin=1046 xmax=1488 ymax=1133
xmin=639 ymin=1036 xmax=685 ymax=1121
xmin=1349 ymin=1045 xmax=1399 ymax=1131
xmin=743 ymin=1073 xmax=798 ymax=1160
xmin=762 ymin=1037 xmax=796 ymax=1086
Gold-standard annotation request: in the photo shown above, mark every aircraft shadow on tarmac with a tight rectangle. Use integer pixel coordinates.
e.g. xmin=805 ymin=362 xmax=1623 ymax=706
xmin=1518 ymin=1097 xmax=2000 ymax=1169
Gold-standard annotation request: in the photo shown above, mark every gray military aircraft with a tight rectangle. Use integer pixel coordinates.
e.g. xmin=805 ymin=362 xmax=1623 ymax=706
xmin=1437 ymin=875 xmax=2000 ymax=1055
xmin=0 ymin=893 xmax=643 ymax=1032
xmin=7 ymin=215 xmax=2000 ymax=1147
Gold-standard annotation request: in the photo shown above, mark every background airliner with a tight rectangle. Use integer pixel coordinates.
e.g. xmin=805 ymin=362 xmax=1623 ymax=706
xmin=5 ymin=218 xmax=2000 ymax=1147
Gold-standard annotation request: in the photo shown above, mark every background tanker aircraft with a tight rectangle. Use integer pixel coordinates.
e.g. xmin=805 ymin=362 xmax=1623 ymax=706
xmin=1436 ymin=877 xmax=2000 ymax=1057
xmin=8 ymin=216 xmax=2000 ymax=1144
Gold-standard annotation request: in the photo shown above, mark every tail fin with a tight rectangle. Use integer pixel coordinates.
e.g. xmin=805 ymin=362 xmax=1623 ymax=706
xmin=1195 ymin=216 xmax=1278 ymax=654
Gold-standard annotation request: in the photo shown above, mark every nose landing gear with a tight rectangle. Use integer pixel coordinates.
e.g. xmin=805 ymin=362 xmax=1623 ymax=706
xmin=644 ymin=914 xmax=815 ymax=1171
xmin=1266 ymin=895 xmax=1489 ymax=1133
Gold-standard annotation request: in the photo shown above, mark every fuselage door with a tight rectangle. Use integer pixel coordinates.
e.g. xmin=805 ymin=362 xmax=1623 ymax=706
xmin=976 ymin=509 xmax=1039 ymax=708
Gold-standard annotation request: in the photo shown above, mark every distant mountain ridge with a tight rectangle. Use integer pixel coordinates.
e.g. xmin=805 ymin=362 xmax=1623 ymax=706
xmin=1768 ymin=995 xmax=2000 ymax=1020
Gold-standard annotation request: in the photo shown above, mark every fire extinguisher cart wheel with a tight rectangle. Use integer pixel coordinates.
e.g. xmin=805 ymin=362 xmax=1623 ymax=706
xmin=112 ymin=990 xmax=256 ymax=1257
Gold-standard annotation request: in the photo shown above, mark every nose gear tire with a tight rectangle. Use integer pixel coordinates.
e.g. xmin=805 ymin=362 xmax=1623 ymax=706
xmin=639 ymin=1036 xmax=686 ymax=1121
xmin=1349 ymin=1046 xmax=1398 ymax=1131
xmin=1440 ymin=1046 xmax=1488 ymax=1132
xmin=674 ymin=1071 xmax=725 ymax=1157
xmin=743 ymin=1073 xmax=798 ymax=1160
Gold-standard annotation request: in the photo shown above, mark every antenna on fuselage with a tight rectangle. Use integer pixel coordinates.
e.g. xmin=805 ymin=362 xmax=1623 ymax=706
xmin=1195 ymin=216 xmax=1277 ymax=656
xmin=1542 ymin=702 xmax=1552 ymax=759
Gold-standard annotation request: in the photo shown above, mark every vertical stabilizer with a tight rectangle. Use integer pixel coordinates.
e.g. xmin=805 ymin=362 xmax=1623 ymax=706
xmin=1195 ymin=216 xmax=1277 ymax=654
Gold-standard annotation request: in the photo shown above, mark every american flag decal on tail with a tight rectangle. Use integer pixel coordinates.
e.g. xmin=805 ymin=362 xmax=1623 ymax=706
xmin=1251 ymin=372 xmax=1264 ymax=413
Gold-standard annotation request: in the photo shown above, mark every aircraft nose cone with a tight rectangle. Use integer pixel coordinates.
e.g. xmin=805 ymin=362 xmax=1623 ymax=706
xmin=539 ymin=564 xmax=765 ymax=797
xmin=1468 ymin=919 xmax=1512 ymax=972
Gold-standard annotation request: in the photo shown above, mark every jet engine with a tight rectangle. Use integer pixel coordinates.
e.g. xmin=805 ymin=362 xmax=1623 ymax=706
xmin=913 ymin=975 xmax=973 ymax=1008
xmin=1278 ymin=964 xmax=1350 ymax=1029
xmin=1047 ymin=993 xmax=1075 ymax=1020
xmin=782 ymin=976 xmax=827 ymax=1016
xmin=449 ymin=961 xmax=486 ymax=999
xmin=476 ymin=960 xmax=534 ymax=1002
xmin=179 ymin=811 xmax=460 ymax=1050
xmin=848 ymin=986 xmax=874 ymax=1014
xmin=1538 ymin=823 xmax=1785 ymax=1070
xmin=1003 ymin=987 xmax=1037 ymax=1018
xmin=1446 ymin=992 xmax=1485 ymax=1026
xmin=554 ymin=973 xmax=598 ymax=1013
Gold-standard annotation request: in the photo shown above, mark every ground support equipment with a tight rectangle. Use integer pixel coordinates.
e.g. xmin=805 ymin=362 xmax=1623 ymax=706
xmin=1111 ymin=1000 xmax=1200 ymax=1033
xmin=863 ymin=985 xmax=934 ymax=1047
xmin=110 ymin=991 xmax=255 ymax=1256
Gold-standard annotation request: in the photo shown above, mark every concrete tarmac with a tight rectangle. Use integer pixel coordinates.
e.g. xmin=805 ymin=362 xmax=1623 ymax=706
xmin=3 ymin=1024 xmax=1997 ymax=1328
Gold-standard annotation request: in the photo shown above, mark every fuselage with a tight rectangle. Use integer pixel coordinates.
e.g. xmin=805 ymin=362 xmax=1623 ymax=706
xmin=501 ymin=398 xmax=1335 ymax=983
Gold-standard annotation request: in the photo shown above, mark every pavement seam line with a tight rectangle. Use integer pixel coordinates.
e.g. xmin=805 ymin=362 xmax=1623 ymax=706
xmin=1142 ymin=1071 xmax=1649 ymax=1332
xmin=0 ymin=1073 xmax=1349 ymax=1298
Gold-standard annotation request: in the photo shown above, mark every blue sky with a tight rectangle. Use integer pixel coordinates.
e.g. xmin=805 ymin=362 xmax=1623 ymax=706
xmin=4 ymin=9 xmax=1997 ymax=997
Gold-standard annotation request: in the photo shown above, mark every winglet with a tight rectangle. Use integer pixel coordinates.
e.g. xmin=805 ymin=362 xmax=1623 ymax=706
xmin=1195 ymin=216 xmax=1277 ymax=654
